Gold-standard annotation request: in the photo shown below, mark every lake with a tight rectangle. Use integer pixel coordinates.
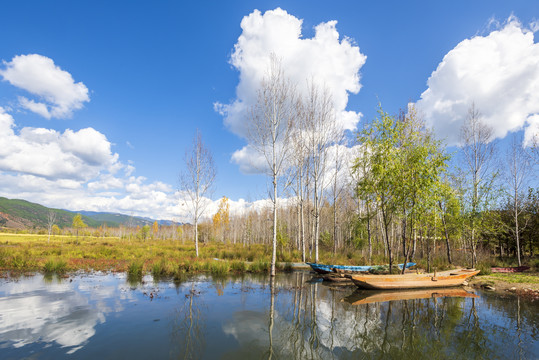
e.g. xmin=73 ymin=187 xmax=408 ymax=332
xmin=0 ymin=272 xmax=537 ymax=359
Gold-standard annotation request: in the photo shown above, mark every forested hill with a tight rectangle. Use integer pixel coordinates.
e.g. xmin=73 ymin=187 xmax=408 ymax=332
xmin=0 ymin=197 xmax=164 ymax=229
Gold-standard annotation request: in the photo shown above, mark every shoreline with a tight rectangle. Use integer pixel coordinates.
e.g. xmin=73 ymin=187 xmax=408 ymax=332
xmin=469 ymin=273 xmax=539 ymax=298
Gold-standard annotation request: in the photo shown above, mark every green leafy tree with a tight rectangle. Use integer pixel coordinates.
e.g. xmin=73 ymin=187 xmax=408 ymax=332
xmin=355 ymin=106 xmax=402 ymax=272
xmin=141 ymin=225 xmax=150 ymax=240
xmin=355 ymin=105 xmax=449 ymax=273
xmin=72 ymin=213 xmax=87 ymax=240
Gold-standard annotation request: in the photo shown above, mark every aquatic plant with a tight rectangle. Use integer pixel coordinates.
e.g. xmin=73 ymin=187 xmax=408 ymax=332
xmin=127 ymin=261 xmax=144 ymax=278
xmin=230 ymin=260 xmax=246 ymax=273
xmin=249 ymin=260 xmax=269 ymax=273
xmin=209 ymin=260 xmax=230 ymax=276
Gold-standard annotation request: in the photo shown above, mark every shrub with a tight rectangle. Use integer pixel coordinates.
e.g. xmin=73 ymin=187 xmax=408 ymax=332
xmin=209 ymin=260 xmax=230 ymax=276
xmin=11 ymin=254 xmax=27 ymax=270
xmin=151 ymin=259 xmax=168 ymax=280
xmin=476 ymin=261 xmax=492 ymax=275
xmin=230 ymin=260 xmax=246 ymax=273
xmin=55 ymin=260 xmax=67 ymax=274
xmin=43 ymin=259 xmax=55 ymax=273
xmin=249 ymin=260 xmax=269 ymax=273
xmin=127 ymin=261 xmax=144 ymax=278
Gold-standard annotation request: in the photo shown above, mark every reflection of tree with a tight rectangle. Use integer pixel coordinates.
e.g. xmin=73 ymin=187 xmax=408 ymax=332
xmin=267 ymin=276 xmax=275 ymax=360
xmin=170 ymin=282 xmax=205 ymax=359
xmin=220 ymin=273 xmax=538 ymax=359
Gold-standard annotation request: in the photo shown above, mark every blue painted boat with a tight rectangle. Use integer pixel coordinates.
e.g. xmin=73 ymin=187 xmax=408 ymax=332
xmin=306 ymin=262 xmax=416 ymax=275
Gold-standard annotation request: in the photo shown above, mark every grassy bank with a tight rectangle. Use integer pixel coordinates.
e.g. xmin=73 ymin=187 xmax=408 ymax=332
xmin=0 ymin=233 xmax=282 ymax=277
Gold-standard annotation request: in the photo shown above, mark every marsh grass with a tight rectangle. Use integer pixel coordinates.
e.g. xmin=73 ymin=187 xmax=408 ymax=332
xmin=209 ymin=260 xmax=230 ymax=276
xmin=249 ymin=260 xmax=269 ymax=273
xmin=0 ymin=232 xmax=463 ymax=276
xmin=230 ymin=260 xmax=246 ymax=273
xmin=43 ymin=259 xmax=67 ymax=274
xmin=127 ymin=261 xmax=144 ymax=282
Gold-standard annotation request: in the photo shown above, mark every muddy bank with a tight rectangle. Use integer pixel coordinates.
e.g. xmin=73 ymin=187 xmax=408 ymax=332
xmin=469 ymin=273 xmax=539 ymax=299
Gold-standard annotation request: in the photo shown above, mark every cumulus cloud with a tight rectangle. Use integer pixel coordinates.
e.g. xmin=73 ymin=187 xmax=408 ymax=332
xmin=0 ymin=106 xmax=262 ymax=222
xmin=416 ymin=16 xmax=539 ymax=146
xmin=0 ymin=107 xmax=119 ymax=181
xmin=0 ymin=54 xmax=89 ymax=119
xmin=216 ymin=8 xmax=366 ymax=172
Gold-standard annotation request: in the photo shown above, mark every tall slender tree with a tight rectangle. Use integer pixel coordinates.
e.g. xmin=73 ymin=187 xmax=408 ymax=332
xmin=504 ymin=134 xmax=532 ymax=266
xmin=301 ymin=82 xmax=340 ymax=263
xmin=459 ymin=103 xmax=497 ymax=267
xmin=180 ymin=130 xmax=216 ymax=257
xmin=246 ymin=54 xmax=296 ymax=276
xmin=47 ymin=210 xmax=56 ymax=244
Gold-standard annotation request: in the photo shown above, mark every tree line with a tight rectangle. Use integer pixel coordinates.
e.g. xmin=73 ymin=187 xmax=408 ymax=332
xmin=181 ymin=56 xmax=538 ymax=275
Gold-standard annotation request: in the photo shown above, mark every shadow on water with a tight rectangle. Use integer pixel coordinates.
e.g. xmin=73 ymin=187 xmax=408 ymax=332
xmin=0 ymin=272 xmax=537 ymax=359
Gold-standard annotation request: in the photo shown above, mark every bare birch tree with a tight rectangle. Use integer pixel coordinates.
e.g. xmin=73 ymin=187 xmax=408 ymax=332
xmin=246 ymin=54 xmax=296 ymax=276
xmin=459 ymin=103 xmax=496 ymax=267
xmin=290 ymin=113 xmax=309 ymax=262
xmin=47 ymin=210 xmax=56 ymax=244
xmin=180 ymin=130 xmax=216 ymax=257
xmin=504 ymin=134 xmax=532 ymax=266
xmin=301 ymin=82 xmax=339 ymax=263
xmin=330 ymin=140 xmax=346 ymax=255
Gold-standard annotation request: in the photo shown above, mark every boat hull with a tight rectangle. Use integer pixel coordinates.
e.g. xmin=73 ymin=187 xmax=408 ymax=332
xmin=345 ymin=288 xmax=479 ymax=305
xmin=347 ymin=269 xmax=480 ymax=290
xmin=306 ymin=262 xmax=416 ymax=275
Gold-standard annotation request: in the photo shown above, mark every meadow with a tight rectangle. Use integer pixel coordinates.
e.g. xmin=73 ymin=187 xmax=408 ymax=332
xmin=0 ymin=233 xmax=290 ymax=279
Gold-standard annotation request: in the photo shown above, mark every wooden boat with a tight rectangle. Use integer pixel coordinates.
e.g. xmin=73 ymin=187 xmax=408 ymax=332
xmin=306 ymin=262 xmax=416 ymax=275
xmin=321 ymin=273 xmax=353 ymax=283
xmin=344 ymin=288 xmax=479 ymax=305
xmin=346 ymin=268 xmax=480 ymax=290
xmin=491 ymin=266 xmax=530 ymax=273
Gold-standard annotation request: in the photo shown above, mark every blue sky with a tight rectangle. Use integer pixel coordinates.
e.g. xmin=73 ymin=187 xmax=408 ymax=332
xmin=0 ymin=1 xmax=538 ymax=221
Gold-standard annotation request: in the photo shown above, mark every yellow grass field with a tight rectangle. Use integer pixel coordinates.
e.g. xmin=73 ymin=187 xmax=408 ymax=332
xmin=0 ymin=233 xmax=279 ymax=277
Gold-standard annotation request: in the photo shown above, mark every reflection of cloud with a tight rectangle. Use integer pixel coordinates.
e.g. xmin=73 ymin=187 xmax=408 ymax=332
xmin=0 ymin=275 xmax=126 ymax=353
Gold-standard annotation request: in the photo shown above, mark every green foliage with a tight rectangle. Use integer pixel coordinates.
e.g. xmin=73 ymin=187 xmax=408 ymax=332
xmin=319 ymin=230 xmax=332 ymax=248
xmin=140 ymin=225 xmax=150 ymax=240
xmin=151 ymin=258 xmax=173 ymax=280
xmin=43 ymin=259 xmax=55 ymax=273
xmin=230 ymin=260 xmax=246 ymax=272
xmin=249 ymin=260 xmax=269 ymax=273
xmin=276 ymin=227 xmax=290 ymax=249
xmin=72 ymin=214 xmax=87 ymax=230
xmin=476 ymin=261 xmax=492 ymax=275
xmin=209 ymin=260 xmax=230 ymax=276
xmin=127 ymin=261 xmax=144 ymax=279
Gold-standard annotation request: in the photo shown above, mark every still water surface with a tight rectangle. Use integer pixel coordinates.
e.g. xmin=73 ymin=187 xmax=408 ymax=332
xmin=0 ymin=272 xmax=537 ymax=359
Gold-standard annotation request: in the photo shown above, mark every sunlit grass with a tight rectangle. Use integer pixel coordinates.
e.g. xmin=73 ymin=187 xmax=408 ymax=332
xmin=0 ymin=232 xmax=430 ymax=276
xmin=479 ymin=273 xmax=539 ymax=284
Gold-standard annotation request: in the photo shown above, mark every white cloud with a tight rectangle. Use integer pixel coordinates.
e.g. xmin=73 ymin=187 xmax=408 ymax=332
xmin=0 ymin=107 xmax=119 ymax=181
xmin=216 ymin=8 xmax=366 ymax=172
xmin=416 ymin=17 xmax=539 ymax=146
xmin=0 ymin=54 xmax=89 ymax=119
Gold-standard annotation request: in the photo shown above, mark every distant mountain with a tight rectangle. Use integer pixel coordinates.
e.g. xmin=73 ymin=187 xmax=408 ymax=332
xmin=76 ymin=211 xmax=153 ymax=227
xmin=0 ymin=197 xmax=178 ymax=229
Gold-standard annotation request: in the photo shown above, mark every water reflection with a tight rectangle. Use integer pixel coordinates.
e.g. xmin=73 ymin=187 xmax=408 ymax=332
xmin=0 ymin=272 xmax=537 ymax=359
xmin=344 ymin=288 xmax=479 ymax=305
xmin=0 ymin=274 xmax=131 ymax=354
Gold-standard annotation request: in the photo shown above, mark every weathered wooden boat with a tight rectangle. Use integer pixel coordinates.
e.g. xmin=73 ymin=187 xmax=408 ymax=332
xmin=344 ymin=288 xmax=479 ymax=305
xmin=346 ymin=268 xmax=480 ymax=290
xmin=306 ymin=262 xmax=416 ymax=275
xmin=491 ymin=266 xmax=530 ymax=273
xmin=321 ymin=273 xmax=354 ymax=283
